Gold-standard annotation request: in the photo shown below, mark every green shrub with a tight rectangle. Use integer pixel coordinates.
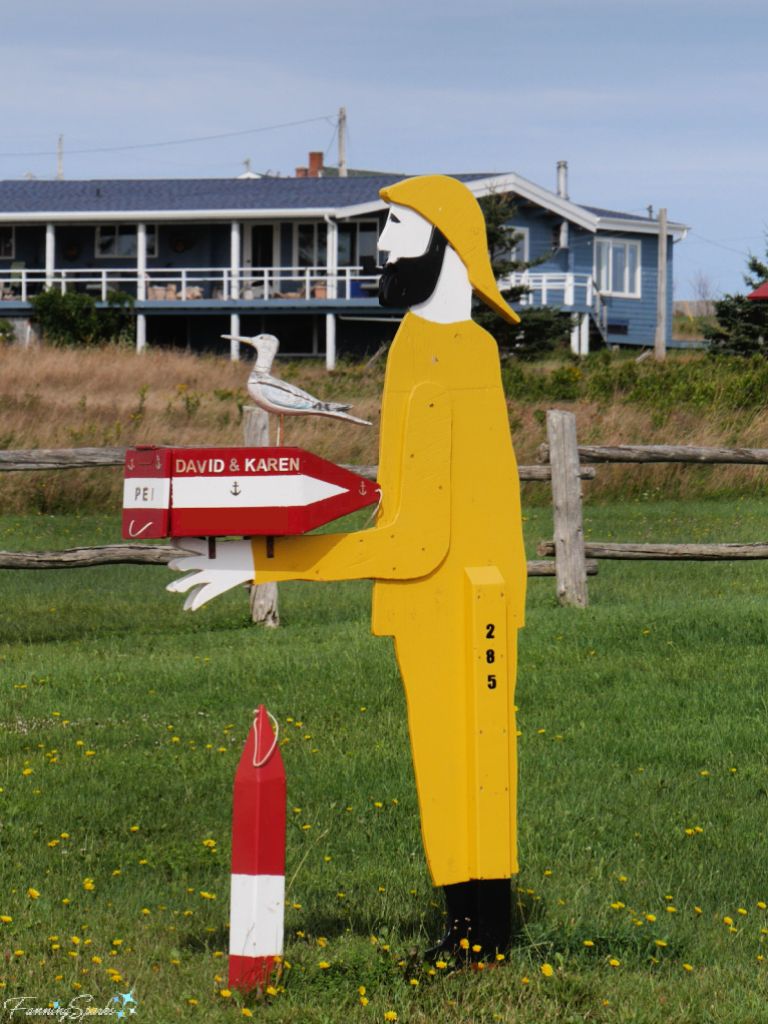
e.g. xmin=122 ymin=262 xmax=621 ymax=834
xmin=30 ymin=288 xmax=134 ymax=347
xmin=0 ymin=318 xmax=15 ymax=345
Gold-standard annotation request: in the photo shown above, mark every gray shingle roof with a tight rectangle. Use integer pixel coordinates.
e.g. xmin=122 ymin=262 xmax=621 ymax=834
xmin=0 ymin=174 xmax=490 ymax=214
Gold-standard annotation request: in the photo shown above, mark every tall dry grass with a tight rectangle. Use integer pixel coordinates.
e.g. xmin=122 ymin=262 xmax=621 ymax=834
xmin=3 ymin=344 xmax=768 ymax=514
xmin=0 ymin=345 xmax=381 ymax=513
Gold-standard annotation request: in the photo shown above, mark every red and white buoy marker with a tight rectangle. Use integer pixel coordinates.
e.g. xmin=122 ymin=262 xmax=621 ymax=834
xmin=228 ymin=705 xmax=286 ymax=992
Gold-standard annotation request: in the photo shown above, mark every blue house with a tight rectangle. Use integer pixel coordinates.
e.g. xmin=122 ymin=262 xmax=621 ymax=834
xmin=0 ymin=158 xmax=687 ymax=365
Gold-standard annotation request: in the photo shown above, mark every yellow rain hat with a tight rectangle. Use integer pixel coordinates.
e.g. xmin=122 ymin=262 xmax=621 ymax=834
xmin=379 ymin=174 xmax=521 ymax=324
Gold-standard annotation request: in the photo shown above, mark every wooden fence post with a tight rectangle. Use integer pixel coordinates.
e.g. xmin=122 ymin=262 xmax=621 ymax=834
xmin=546 ymin=409 xmax=588 ymax=607
xmin=243 ymin=406 xmax=279 ymax=628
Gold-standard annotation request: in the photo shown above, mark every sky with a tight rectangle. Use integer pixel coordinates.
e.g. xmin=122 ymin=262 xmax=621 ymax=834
xmin=2 ymin=0 xmax=766 ymax=298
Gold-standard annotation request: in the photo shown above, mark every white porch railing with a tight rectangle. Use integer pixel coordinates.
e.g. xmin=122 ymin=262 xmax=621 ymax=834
xmin=0 ymin=266 xmax=380 ymax=304
xmin=499 ymin=271 xmax=608 ymax=338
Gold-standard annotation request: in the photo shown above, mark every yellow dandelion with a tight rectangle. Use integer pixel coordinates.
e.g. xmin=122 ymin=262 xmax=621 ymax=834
xmin=241 ymin=1010 xmax=253 ymax=1018
xmin=540 ymin=962 xmax=554 ymax=977
xmin=459 ymin=937 xmax=469 ymax=950
xmin=1 ymin=915 xmax=13 ymax=924
xmin=609 ymin=958 xmax=621 ymax=967
xmin=360 ymin=996 xmax=369 ymax=1006
xmin=471 ymin=944 xmax=482 ymax=953
xmin=738 ymin=908 xmax=748 ymax=916
xmin=219 ymin=989 xmax=232 ymax=998
xmin=82 ymin=878 xmax=95 ymax=891
xmin=683 ymin=963 xmax=693 ymax=972
xmin=723 ymin=916 xmax=734 ymax=926
xmin=645 ymin=914 xmax=656 ymax=922
xmin=758 ymin=902 xmax=767 ymax=910
xmin=384 ymin=1013 xmax=398 ymax=1022
xmin=27 ymin=888 xmax=40 ymax=900
xmin=654 ymin=939 xmax=667 ymax=948
xmin=187 ymin=998 xmax=198 ymax=1006
xmin=317 ymin=937 xmax=328 ymax=947
xmin=199 ymin=891 xmax=216 ymax=900
xmin=436 ymin=960 xmax=447 ymax=970
xmin=318 ymin=961 xmax=330 ymax=969
xmin=409 ymin=978 xmax=419 ymax=986
xmin=265 ymin=986 xmax=278 ymax=996
xmin=521 ymin=976 xmax=530 ymax=985
xmin=610 ymin=901 xmax=625 ymax=910
xmin=583 ymin=940 xmax=594 ymax=947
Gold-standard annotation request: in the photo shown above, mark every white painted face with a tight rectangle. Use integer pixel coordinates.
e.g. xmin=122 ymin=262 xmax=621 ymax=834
xmin=378 ymin=203 xmax=434 ymax=264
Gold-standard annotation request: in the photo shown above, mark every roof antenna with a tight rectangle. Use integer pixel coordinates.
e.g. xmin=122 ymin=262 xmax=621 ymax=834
xmin=56 ymin=134 xmax=64 ymax=180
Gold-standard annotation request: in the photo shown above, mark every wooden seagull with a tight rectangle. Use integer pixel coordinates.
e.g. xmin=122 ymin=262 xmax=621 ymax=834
xmin=221 ymin=333 xmax=371 ymax=444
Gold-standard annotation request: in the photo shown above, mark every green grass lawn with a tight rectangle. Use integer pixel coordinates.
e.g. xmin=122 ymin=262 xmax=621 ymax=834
xmin=3 ymin=497 xmax=768 ymax=1022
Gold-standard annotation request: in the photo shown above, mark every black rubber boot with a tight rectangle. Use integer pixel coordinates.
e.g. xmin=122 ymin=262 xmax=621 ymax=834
xmin=472 ymin=878 xmax=514 ymax=959
xmin=423 ymin=881 xmax=476 ymax=961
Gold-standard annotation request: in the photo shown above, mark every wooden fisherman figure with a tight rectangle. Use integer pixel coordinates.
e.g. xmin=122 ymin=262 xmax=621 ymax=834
xmin=167 ymin=174 xmax=527 ymax=959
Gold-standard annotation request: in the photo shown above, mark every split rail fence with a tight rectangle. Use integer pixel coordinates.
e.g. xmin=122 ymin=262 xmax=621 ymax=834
xmin=0 ymin=409 xmax=598 ymax=625
xmin=4 ymin=409 xmax=766 ymax=612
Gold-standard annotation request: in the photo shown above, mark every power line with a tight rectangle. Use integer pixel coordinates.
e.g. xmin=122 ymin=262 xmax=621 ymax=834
xmin=0 ymin=115 xmax=337 ymax=159
xmin=688 ymin=230 xmax=754 ymax=258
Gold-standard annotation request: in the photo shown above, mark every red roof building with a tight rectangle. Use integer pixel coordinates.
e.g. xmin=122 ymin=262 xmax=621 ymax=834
xmin=747 ymin=282 xmax=768 ymax=301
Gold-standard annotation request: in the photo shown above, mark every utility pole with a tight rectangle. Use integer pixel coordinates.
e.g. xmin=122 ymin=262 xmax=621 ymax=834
xmin=56 ymin=134 xmax=64 ymax=180
xmin=338 ymin=107 xmax=347 ymax=178
xmin=654 ymin=207 xmax=668 ymax=361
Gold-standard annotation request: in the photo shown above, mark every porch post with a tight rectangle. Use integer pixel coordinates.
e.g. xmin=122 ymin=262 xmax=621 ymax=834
xmin=325 ymin=314 xmax=336 ymax=370
xmin=230 ymin=221 xmax=241 ymax=301
xmin=136 ymin=314 xmax=147 ymax=353
xmin=230 ymin=313 xmax=241 ymax=362
xmin=136 ymin=223 xmax=147 ymax=301
xmin=579 ymin=313 xmax=590 ymax=356
xmin=45 ymin=224 xmax=55 ymax=289
xmin=570 ymin=314 xmax=580 ymax=355
xmin=325 ymin=216 xmax=338 ymax=370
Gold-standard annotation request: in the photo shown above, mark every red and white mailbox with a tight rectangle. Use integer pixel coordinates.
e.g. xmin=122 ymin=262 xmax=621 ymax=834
xmin=122 ymin=446 xmax=380 ymax=539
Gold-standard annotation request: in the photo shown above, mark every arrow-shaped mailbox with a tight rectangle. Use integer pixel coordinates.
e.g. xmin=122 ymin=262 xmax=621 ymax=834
xmin=123 ymin=446 xmax=380 ymax=539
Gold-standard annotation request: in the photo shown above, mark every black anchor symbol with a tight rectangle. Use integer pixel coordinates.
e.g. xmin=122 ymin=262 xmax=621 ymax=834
xmin=231 ymin=481 xmax=241 ymax=497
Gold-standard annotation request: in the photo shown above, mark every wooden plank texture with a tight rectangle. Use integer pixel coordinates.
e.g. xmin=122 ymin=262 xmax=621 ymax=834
xmin=546 ymin=410 xmax=589 ymax=607
xmin=539 ymin=443 xmax=768 ymax=466
xmin=243 ymin=405 xmax=279 ymax=628
xmin=538 ymin=541 xmax=768 ymax=561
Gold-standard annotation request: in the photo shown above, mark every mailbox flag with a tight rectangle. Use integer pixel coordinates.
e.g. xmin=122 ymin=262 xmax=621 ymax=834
xmin=228 ymin=705 xmax=286 ymax=992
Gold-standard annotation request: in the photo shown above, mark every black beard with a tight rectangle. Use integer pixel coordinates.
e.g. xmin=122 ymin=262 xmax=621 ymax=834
xmin=378 ymin=227 xmax=448 ymax=309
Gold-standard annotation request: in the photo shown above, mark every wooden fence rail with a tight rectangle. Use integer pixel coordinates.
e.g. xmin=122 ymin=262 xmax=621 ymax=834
xmin=0 ymin=445 xmax=595 ymax=482
xmin=538 ymin=442 xmax=768 ymax=466
xmin=15 ymin=411 xmax=766 ymax=611
xmin=0 ymin=543 xmax=598 ymax=578
xmin=538 ymin=410 xmax=768 ymax=607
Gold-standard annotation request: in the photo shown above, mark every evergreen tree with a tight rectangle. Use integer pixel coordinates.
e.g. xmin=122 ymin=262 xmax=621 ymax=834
xmin=476 ymin=190 xmax=571 ymax=360
xmin=704 ymin=236 xmax=768 ymax=356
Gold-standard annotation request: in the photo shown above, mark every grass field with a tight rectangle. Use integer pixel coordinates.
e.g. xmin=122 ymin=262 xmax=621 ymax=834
xmin=4 ymin=496 xmax=768 ymax=1022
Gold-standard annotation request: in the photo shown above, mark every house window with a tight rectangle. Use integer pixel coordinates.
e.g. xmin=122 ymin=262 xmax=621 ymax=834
xmin=95 ymin=225 xmax=157 ymax=259
xmin=339 ymin=220 xmax=380 ymax=273
xmin=295 ymin=223 xmax=327 ymax=267
xmin=595 ymin=238 xmax=641 ymax=297
xmin=0 ymin=227 xmax=14 ymax=259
